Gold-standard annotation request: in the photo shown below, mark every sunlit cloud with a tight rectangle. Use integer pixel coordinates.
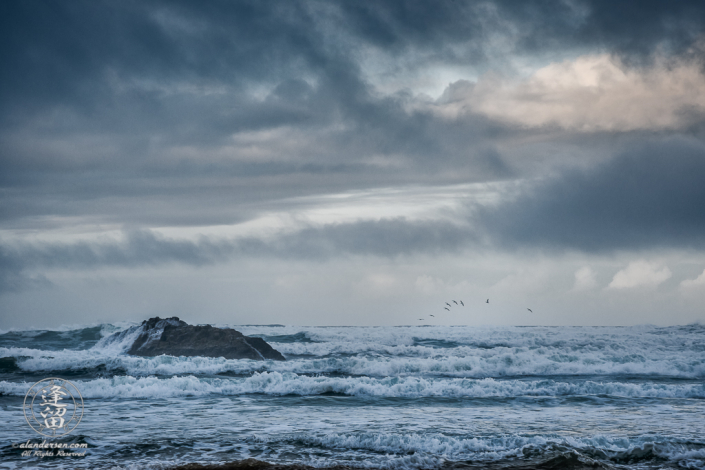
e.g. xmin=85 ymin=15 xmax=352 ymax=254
xmin=608 ymin=260 xmax=672 ymax=290
xmin=437 ymin=53 xmax=705 ymax=132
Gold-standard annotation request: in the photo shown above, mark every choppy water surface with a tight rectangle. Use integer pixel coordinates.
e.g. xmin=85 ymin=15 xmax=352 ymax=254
xmin=1 ymin=324 xmax=704 ymax=469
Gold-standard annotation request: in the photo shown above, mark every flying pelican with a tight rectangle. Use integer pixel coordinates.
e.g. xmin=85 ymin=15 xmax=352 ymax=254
xmin=527 ymin=308 xmax=533 ymax=313
xmin=460 ymin=300 xmax=464 ymax=306
xmin=445 ymin=302 xmax=452 ymax=307
xmin=444 ymin=307 xmax=450 ymax=311
xmin=430 ymin=314 xmax=435 ymax=317
xmin=418 ymin=318 xmax=424 ymax=321
xmin=453 ymin=300 xmax=458 ymax=305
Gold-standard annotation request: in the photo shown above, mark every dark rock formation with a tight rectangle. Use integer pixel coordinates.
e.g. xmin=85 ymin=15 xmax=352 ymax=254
xmin=117 ymin=317 xmax=285 ymax=361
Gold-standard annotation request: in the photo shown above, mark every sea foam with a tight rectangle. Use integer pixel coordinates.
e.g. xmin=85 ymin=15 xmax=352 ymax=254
xmin=1 ymin=373 xmax=703 ymax=399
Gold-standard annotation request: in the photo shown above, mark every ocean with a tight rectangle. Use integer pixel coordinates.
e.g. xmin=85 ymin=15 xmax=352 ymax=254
xmin=0 ymin=323 xmax=704 ymax=469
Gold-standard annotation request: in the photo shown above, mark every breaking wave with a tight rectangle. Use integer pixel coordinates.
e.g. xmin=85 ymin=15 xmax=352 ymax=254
xmin=1 ymin=373 xmax=703 ymax=399
xmin=1 ymin=322 xmax=704 ymax=470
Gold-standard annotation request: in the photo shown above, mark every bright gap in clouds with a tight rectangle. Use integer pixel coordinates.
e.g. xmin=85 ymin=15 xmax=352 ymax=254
xmin=0 ymin=182 xmax=510 ymax=245
xmin=150 ymin=181 xmax=507 ymax=242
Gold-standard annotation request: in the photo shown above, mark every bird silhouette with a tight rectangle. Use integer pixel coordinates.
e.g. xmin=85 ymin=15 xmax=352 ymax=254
xmin=418 ymin=318 xmax=424 ymax=321
xmin=430 ymin=314 xmax=435 ymax=317
xmin=486 ymin=299 xmax=489 ymax=303
xmin=460 ymin=300 xmax=464 ymax=306
xmin=445 ymin=302 xmax=451 ymax=307
xmin=453 ymin=300 xmax=458 ymax=305
xmin=444 ymin=307 xmax=450 ymax=311
xmin=527 ymin=308 xmax=533 ymax=313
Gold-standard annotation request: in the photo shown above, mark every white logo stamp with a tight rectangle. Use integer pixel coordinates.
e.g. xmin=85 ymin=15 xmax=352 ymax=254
xmin=23 ymin=378 xmax=84 ymax=437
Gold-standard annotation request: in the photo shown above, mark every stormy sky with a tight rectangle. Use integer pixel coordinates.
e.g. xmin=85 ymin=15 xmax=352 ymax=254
xmin=2 ymin=0 xmax=705 ymax=328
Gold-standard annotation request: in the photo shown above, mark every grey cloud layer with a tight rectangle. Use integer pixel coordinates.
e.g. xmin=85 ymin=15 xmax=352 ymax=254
xmin=481 ymin=139 xmax=705 ymax=252
xmin=1 ymin=0 xmax=525 ymax=226
xmin=3 ymin=0 xmax=705 ymax=279
xmin=4 ymin=1 xmax=703 ymax=156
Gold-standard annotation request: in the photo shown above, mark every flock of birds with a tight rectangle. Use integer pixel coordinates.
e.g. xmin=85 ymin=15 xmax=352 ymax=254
xmin=418 ymin=299 xmax=533 ymax=321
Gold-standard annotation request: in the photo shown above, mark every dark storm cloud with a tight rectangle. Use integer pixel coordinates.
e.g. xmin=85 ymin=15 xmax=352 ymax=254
xmin=2 ymin=1 xmax=701 ymax=129
xmin=0 ymin=0 xmax=511 ymax=226
xmin=352 ymin=0 xmax=705 ymax=72
xmin=2 ymin=0 xmax=705 ymax=230
xmin=569 ymin=0 xmax=705 ymax=60
xmin=486 ymin=0 xmax=705 ymax=61
xmin=0 ymin=1 xmax=325 ymax=113
xmin=4 ymin=0 xmax=702 ymax=110
xmin=480 ymin=139 xmax=705 ymax=252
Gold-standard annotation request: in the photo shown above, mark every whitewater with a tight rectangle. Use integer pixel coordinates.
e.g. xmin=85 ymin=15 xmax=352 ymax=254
xmin=1 ymin=324 xmax=704 ymax=469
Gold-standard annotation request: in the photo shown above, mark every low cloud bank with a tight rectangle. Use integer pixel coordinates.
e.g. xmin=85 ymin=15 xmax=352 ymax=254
xmin=0 ymin=218 xmax=476 ymax=293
